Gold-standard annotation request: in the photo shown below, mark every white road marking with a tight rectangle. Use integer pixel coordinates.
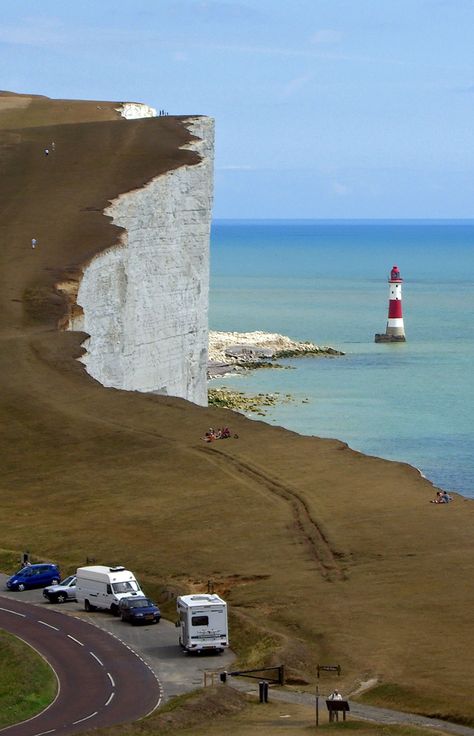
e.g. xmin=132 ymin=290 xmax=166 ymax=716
xmin=67 ymin=634 xmax=84 ymax=646
xmin=38 ymin=620 xmax=59 ymax=631
xmin=72 ymin=711 xmax=98 ymax=725
xmin=107 ymin=672 xmax=115 ymax=688
xmin=105 ymin=691 xmax=115 ymax=706
xmin=32 ymin=730 xmax=56 ymax=736
xmin=89 ymin=651 xmax=104 ymax=666
xmin=0 ymin=607 xmax=26 ymax=617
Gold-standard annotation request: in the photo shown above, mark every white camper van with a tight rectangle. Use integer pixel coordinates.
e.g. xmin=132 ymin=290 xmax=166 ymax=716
xmin=176 ymin=593 xmax=228 ymax=653
xmin=76 ymin=565 xmax=143 ymax=615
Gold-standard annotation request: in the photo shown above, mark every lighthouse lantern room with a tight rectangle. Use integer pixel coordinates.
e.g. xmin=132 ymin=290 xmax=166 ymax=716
xmin=374 ymin=265 xmax=406 ymax=343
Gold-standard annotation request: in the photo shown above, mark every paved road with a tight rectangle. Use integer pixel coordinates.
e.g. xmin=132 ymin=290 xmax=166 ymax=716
xmin=0 ymin=574 xmax=235 ymax=702
xmin=0 ymin=594 xmax=161 ymax=736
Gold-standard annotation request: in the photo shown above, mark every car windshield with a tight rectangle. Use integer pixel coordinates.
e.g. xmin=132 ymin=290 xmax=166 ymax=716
xmin=61 ymin=576 xmax=75 ymax=586
xmin=127 ymin=598 xmax=153 ymax=608
xmin=112 ymin=581 xmax=138 ymax=594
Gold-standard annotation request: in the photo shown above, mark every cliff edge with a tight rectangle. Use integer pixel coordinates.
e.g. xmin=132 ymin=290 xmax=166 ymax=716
xmin=69 ymin=111 xmax=214 ymax=405
xmin=0 ymin=92 xmax=213 ymax=405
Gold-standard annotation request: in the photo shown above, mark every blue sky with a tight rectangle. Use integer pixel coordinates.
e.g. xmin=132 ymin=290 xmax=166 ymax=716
xmin=1 ymin=0 xmax=473 ymax=218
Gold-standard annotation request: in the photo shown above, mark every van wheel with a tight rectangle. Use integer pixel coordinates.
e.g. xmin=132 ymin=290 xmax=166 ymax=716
xmin=85 ymin=600 xmax=95 ymax=612
xmin=111 ymin=604 xmax=119 ymax=617
xmin=18 ymin=583 xmax=25 ymax=592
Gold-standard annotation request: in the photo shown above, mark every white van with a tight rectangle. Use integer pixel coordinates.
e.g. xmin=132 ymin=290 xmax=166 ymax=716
xmin=176 ymin=593 xmax=228 ymax=653
xmin=76 ymin=565 xmax=143 ymax=615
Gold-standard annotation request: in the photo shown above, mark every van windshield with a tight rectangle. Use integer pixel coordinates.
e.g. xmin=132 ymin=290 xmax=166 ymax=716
xmin=112 ymin=581 xmax=138 ymax=593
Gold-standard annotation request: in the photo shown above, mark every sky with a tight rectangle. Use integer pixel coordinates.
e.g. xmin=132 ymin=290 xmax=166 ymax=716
xmin=1 ymin=0 xmax=474 ymax=219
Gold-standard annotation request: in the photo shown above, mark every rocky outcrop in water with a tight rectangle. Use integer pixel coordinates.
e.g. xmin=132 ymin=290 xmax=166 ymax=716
xmin=208 ymin=330 xmax=344 ymax=377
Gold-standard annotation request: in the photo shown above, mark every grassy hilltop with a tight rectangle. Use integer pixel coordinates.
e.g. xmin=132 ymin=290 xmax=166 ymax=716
xmin=1 ymin=92 xmax=474 ymax=725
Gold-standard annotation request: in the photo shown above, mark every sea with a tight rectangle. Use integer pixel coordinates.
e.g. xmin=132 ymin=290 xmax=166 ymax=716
xmin=209 ymin=220 xmax=474 ymax=499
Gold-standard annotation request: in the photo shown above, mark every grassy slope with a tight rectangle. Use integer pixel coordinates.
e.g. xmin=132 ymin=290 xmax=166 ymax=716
xmin=1 ymin=93 xmax=474 ymax=724
xmin=0 ymin=629 xmax=56 ymax=727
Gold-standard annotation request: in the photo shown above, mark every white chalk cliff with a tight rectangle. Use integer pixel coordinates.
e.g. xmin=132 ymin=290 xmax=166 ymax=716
xmin=69 ymin=111 xmax=214 ymax=406
xmin=117 ymin=102 xmax=158 ymax=119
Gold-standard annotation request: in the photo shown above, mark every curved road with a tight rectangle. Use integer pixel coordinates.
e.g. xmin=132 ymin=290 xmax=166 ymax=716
xmin=5 ymin=583 xmax=471 ymax=736
xmin=0 ymin=595 xmax=162 ymax=736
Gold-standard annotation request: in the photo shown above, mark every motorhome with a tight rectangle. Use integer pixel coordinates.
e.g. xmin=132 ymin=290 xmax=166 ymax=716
xmin=76 ymin=565 xmax=143 ymax=615
xmin=176 ymin=593 xmax=228 ymax=653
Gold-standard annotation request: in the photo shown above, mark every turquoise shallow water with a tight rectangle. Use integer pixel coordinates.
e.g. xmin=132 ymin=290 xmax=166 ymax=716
xmin=209 ymin=220 xmax=474 ymax=498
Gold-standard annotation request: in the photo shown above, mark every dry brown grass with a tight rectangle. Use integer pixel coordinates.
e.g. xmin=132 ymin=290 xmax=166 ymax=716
xmin=81 ymin=687 xmax=454 ymax=736
xmin=1 ymin=93 xmax=474 ymax=725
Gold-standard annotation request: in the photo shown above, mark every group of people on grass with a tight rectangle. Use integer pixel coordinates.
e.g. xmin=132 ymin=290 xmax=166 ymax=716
xmin=202 ymin=427 xmax=235 ymax=442
xmin=431 ymin=490 xmax=453 ymax=504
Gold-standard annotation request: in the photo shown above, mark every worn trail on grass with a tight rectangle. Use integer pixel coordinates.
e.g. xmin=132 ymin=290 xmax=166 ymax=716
xmin=195 ymin=443 xmax=346 ymax=581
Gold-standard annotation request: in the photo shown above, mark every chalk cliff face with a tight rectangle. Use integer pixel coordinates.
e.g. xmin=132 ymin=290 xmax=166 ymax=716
xmin=117 ymin=102 xmax=157 ymax=119
xmin=70 ymin=114 xmax=214 ymax=406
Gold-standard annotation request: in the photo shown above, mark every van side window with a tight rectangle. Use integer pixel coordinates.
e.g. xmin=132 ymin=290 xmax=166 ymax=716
xmin=107 ymin=584 xmax=112 ymax=594
xmin=192 ymin=615 xmax=209 ymax=626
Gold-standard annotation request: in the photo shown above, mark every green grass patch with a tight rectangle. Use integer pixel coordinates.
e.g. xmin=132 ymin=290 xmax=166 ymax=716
xmin=0 ymin=548 xmax=24 ymax=573
xmin=228 ymin=611 xmax=281 ymax=670
xmin=358 ymin=682 xmax=427 ymax=709
xmin=0 ymin=630 xmax=57 ymax=727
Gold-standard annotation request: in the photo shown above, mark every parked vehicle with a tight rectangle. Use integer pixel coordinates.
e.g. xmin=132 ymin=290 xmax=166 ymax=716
xmin=76 ymin=565 xmax=144 ymax=615
xmin=176 ymin=593 xmax=228 ymax=653
xmin=6 ymin=563 xmax=60 ymax=592
xmin=119 ymin=596 xmax=161 ymax=625
xmin=43 ymin=575 xmax=76 ymax=603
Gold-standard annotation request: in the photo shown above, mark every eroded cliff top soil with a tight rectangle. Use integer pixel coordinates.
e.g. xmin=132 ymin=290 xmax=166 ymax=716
xmin=1 ymin=93 xmax=474 ymax=722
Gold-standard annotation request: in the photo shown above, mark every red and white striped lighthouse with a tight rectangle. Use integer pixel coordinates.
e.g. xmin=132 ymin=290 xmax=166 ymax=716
xmin=374 ymin=265 xmax=406 ymax=342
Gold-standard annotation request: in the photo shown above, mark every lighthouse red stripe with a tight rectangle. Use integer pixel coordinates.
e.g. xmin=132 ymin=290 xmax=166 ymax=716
xmin=388 ymin=300 xmax=403 ymax=318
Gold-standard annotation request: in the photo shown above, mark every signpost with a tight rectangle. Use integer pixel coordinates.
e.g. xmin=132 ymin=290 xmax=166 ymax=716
xmin=317 ymin=664 xmax=341 ymax=678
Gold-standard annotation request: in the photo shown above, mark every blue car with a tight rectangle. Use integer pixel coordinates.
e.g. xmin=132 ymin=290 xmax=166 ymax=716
xmin=6 ymin=563 xmax=61 ymax=591
xmin=119 ymin=596 xmax=161 ymax=625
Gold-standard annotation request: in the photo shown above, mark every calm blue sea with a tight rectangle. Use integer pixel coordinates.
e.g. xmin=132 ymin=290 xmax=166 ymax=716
xmin=209 ymin=220 xmax=474 ymax=498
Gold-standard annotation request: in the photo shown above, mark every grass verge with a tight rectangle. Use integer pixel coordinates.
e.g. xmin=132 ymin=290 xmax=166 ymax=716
xmin=0 ymin=630 xmax=57 ymax=728
xmin=81 ymin=687 xmax=455 ymax=736
xmin=358 ymin=684 xmax=474 ymax=728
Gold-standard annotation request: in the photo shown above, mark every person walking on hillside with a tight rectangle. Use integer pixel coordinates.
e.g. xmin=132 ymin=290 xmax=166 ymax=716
xmin=31 ymin=238 xmax=37 ymax=249
xmin=329 ymin=689 xmax=343 ymax=700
